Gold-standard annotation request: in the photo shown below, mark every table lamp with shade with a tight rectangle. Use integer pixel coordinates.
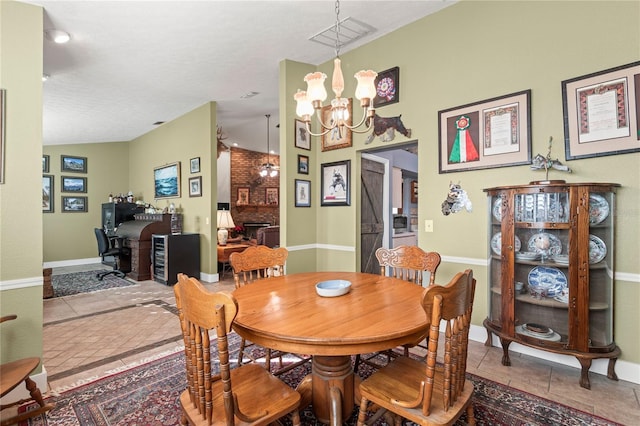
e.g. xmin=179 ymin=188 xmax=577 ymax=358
xmin=216 ymin=210 xmax=235 ymax=246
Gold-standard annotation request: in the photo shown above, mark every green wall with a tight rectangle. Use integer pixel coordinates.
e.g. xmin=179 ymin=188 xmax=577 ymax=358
xmin=280 ymin=0 xmax=640 ymax=364
xmin=0 ymin=1 xmax=44 ymax=365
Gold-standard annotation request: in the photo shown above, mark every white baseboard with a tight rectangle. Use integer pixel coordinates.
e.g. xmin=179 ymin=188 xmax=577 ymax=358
xmin=43 ymin=257 xmax=102 ymax=269
xmin=0 ymin=366 xmax=48 ymax=405
xmin=469 ymin=324 xmax=639 ymax=385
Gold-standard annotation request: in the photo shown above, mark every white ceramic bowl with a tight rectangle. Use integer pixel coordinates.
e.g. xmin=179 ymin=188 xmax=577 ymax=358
xmin=315 ymin=280 xmax=352 ymax=297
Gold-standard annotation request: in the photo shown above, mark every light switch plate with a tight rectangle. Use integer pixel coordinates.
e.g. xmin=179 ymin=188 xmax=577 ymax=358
xmin=425 ymin=220 xmax=434 ymax=232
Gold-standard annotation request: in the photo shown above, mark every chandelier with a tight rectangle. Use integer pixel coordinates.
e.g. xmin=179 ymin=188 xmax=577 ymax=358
xmin=259 ymin=114 xmax=279 ymax=177
xmin=293 ymin=0 xmax=377 ymax=138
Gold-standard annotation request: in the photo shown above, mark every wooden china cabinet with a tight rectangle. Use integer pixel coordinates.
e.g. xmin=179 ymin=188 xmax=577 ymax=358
xmin=483 ymin=181 xmax=620 ymax=389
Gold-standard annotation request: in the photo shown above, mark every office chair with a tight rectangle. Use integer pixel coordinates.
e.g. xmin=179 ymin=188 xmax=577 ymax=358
xmin=94 ymin=228 xmax=128 ymax=280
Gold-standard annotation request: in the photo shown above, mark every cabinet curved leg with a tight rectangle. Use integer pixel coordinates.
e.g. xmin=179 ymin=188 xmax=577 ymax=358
xmin=577 ymin=357 xmax=592 ymax=389
xmin=500 ymin=338 xmax=511 ymax=366
xmin=484 ymin=328 xmax=493 ymax=347
xmin=607 ymin=358 xmax=619 ymax=381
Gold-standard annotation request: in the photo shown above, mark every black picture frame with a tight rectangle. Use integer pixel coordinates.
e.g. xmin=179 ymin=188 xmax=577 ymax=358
xmin=61 ymin=176 xmax=87 ymax=193
xmin=295 ymin=179 xmax=311 ymax=207
xmin=562 ymin=61 xmax=640 ymax=160
xmin=294 ymin=119 xmax=311 ymax=150
xmin=321 ymin=160 xmax=350 ymax=206
xmin=62 ymin=196 xmax=88 ymax=212
xmin=190 ymin=157 xmax=201 ymax=173
xmin=298 ymin=154 xmax=309 ymax=174
xmin=42 ymin=155 xmax=49 ymax=173
xmin=43 ymin=175 xmax=54 ymax=213
xmin=189 ymin=176 xmax=202 ymax=197
xmin=153 ymin=162 xmax=181 ymax=199
xmin=61 ymin=155 xmax=87 ymax=173
xmin=373 ymin=66 xmax=400 ymax=108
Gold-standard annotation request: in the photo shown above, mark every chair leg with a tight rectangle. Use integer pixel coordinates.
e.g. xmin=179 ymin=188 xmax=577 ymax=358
xmin=291 ymin=408 xmax=301 ymax=426
xmin=466 ymin=402 xmax=476 ymax=426
xmin=238 ymin=338 xmax=247 ymax=365
xmin=356 ymin=397 xmax=369 ymax=426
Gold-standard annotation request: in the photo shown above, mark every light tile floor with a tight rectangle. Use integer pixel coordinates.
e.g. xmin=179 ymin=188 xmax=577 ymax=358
xmin=42 ymin=264 xmax=640 ymax=424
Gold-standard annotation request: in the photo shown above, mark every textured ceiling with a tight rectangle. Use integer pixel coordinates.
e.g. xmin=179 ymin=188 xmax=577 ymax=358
xmin=26 ymin=0 xmax=456 ymax=153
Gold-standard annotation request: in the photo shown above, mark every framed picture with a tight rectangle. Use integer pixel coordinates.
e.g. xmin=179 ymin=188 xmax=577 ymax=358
xmin=438 ymin=89 xmax=532 ymax=174
xmin=373 ymin=66 xmax=400 ymax=107
xmin=42 ymin=155 xmax=49 ymax=173
xmin=154 ymin=162 xmax=181 ymax=199
xmin=61 ymin=155 xmax=87 ymax=173
xmin=295 ymin=119 xmax=311 ymax=150
xmin=295 ymin=179 xmax=311 ymax=207
xmin=42 ymin=175 xmax=54 ymax=213
xmin=265 ymin=187 xmax=279 ymax=205
xmin=0 ymin=89 xmax=5 ymax=184
xmin=322 ymin=98 xmax=352 ymax=151
xmin=190 ymin=157 xmax=200 ymax=173
xmin=62 ymin=196 xmax=87 ymax=213
xmin=61 ymin=176 xmax=87 ymax=193
xmin=189 ymin=176 xmax=202 ymax=197
xmin=237 ymin=187 xmax=250 ymax=205
xmin=298 ymin=154 xmax=309 ymax=174
xmin=321 ymin=160 xmax=350 ymax=206
xmin=562 ymin=61 xmax=640 ymax=160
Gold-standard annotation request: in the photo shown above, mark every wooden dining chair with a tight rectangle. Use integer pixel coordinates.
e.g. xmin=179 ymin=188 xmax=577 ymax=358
xmin=174 ymin=274 xmax=301 ymax=426
xmin=1 ymin=315 xmax=55 ymax=426
xmin=356 ymin=269 xmax=476 ymax=426
xmin=229 ymin=245 xmax=310 ymax=375
xmin=355 ymin=245 xmax=441 ymax=372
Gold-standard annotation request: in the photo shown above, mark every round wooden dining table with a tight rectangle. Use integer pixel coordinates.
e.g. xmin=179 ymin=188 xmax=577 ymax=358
xmin=232 ymin=271 xmax=428 ymax=425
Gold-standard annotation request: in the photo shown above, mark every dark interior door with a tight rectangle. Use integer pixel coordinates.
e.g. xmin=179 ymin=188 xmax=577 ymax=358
xmin=360 ymin=158 xmax=385 ymax=274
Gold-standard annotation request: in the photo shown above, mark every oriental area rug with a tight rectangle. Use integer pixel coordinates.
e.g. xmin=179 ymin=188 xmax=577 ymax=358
xmin=22 ymin=335 xmax=621 ymax=426
xmin=51 ymin=270 xmax=136 ymax=297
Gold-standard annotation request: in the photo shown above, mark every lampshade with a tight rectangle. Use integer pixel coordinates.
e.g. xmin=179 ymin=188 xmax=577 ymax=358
xmin=216 ymin=210 xmax=235 ymax=229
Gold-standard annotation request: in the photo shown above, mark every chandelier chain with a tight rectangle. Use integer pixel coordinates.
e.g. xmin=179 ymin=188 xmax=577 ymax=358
xmin=334 ymin=0 xmax=341 ymax=58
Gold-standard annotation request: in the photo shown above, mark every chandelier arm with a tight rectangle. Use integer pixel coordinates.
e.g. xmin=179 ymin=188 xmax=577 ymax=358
xmin=304 ymin=120 xmax=333 ymax=137
xmin=342 ymin=108 xmax=374 ymax=133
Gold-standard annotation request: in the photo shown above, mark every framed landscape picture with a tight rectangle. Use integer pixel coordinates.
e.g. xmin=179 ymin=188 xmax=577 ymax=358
xmin=43 ymin=175 xmax=53 ymax=213
xmin=62 ymin=196 xmax=87 ymax=212
xmin=189 ymin=176 xmax=202 ymax=197
xmin=190 ymin=157 xmax=200 ymax=173
xmin=298 ymin=154 xmax=309 ymax=174
xmin=154 ymin=162 xmax=181 ymax=199
xmin=61 ymin=176 xmax=87 ymax=193
xmin=61 ymin=155 xmax=87 ymax=173
xmin=321 ymin=160 xmax=350 ymax=206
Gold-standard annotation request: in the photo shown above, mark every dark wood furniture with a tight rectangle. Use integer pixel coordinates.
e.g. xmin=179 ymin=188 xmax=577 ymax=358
xmin=357 ymin=269 xmax=476 ymax=426
xmin=173 ymin=274 xmax=301 ymax=426
xmin=1 ymin=315 xmax=55 ymax=425
xmin=232 ymin=271 xmax=427 ymax=426
xmin=151 ymin=233 xmax=200 ymax=286
xmin=116 ymin=213 xmax=172 ymax=281
xmin=100 ymin=202 xmax=144 ymax=268
xmin=484 ymin=181 xmax=620 ymax=389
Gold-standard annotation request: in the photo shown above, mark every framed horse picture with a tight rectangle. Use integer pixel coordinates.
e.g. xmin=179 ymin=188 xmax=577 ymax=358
xmin=321 ymin=160 xmax=350 ymax=206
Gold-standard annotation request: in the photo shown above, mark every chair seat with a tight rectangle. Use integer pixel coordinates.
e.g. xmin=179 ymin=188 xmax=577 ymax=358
xmin=179 ymin=363 xmax=300 ymax=425
xmin=360 ymin=356 xmax=473 ymax=425
xmin=0 ymin=357 xmax=40 ymax=396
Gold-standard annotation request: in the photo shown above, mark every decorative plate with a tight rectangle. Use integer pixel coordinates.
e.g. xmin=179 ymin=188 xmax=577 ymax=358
xmin=588 ymin=234 xmax=607 ymax=264
xmin=492 ymin=198 xmax=503 ymax=222
xmin=589 ymin=194 xmax=609 ymax=225
xmin=516 ymin=324 xmax=561 ymax=341
xmin=315 ymin=280 xmax=352 ymax=297
xmin=490 ymin=232 xmax=521 ymax=256
xmin=515 ymin=251 xmax=538 ymax=261
xmin=527 ymin=232 xmax=562 ymax=258
xmin=527 ymin=266 xmax=567 ymax=297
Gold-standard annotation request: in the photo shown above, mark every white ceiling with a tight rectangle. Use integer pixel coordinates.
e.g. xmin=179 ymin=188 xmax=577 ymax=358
xmin=26 ymin=0 xmax=456 ymax=153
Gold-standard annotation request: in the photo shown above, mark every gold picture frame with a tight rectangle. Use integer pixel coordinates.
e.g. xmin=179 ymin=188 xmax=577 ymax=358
xmin=321 ymin=98 xmax=352 ymax=152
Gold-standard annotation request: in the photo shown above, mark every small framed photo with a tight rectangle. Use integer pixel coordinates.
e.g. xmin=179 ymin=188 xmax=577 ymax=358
xmin=154 ymin=162 xmax=181 ymax=199
xmin=265 ymin=187 xmax=279 ymax=205
xmin=438 ymin=89 xmax=532 ymax=173
xmin=562 ymin=61 xmax=640 ymax=160
xmin=294 ymin=119 xmax=311 ymax=150
xmin=189 ymin=176 xmax=202 ymax=197
xmin=373 ymin=66 xmax=400 ymax=107
xmin=61 ymin=176 xmax=87 ymax=193
xmin=42 ymin=155 xmax=49 ymax=173
xmin=322 ymin=98 xmax=353 ymax=151
xmin=43 ymin=175 xmax=54 ymax=213
xmin=190 ymin=157 xmax=201 ymax=173
xmin=295 ymin=179 xmax=311 ymax=207
xmin=321 ymin=160 xmax=350 ymax=206
xmin=298 ymin=154 xmax=309 ymax=174
xmin=237 ymin=187 xmax=250 ymax=205
xmin=61 ymin=155 xmax=87 ymax=173
xmin=62 ymin=196 xmax=87 ymax=213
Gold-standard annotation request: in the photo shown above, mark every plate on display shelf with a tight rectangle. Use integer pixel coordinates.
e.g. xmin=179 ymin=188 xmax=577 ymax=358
xmin=589 ymin=194 xmax=609 ymax=225
xmin=552 ymin=254 xmax=569 ymax=264
xmin=490 ymin=232 xmax=521 ymax=256
xmin=527 ymin=265 xmax=567 ymax=297
xmin=516 ymin=324 xmax=561 ymax=341
xmin=589 ymin=234 xmax=607 ymax=264
xmin=515 ymin=251 xmax=538 ymax=261
xmin=492 ymin=198 xmax=503 ymax=221
xmin=527 ymin=232 xmax=562 ymax=258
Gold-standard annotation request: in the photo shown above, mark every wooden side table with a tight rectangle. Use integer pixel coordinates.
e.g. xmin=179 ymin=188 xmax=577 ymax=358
xmin=217 ymin=243 xmax=249 ymax=278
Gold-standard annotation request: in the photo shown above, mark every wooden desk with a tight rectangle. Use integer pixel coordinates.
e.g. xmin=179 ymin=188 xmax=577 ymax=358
xmin=232 ymin=271 xmax=427 ymax=425
xmin=217 ymin=243 xmax=249 ymax=263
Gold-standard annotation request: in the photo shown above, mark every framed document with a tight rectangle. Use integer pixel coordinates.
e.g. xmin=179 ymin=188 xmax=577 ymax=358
xmin=562 ymin=61 xmax=640 ymax=160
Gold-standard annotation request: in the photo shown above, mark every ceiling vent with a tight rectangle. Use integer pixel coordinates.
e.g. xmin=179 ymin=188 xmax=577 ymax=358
xmin=309 ymin=17 xmax=376 ymax=49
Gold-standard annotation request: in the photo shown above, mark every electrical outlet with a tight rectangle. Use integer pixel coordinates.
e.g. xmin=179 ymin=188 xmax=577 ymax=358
xmin=425 ymin=220 xmax=434 ymax=232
